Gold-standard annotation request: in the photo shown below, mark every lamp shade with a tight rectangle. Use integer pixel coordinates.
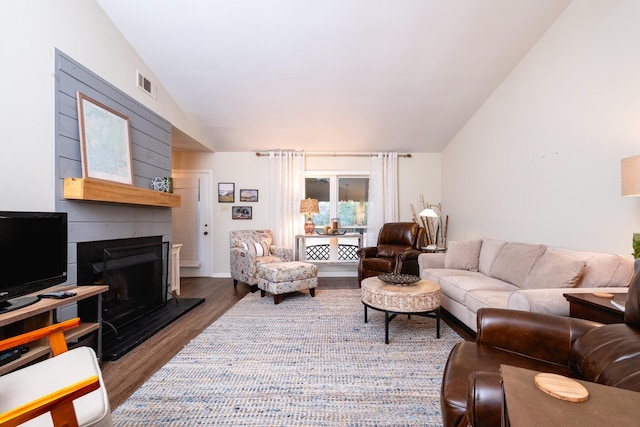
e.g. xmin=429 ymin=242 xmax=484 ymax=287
xmin=300 ymin=198 xmax=319 ymax=214
xmin=622 ymin=155 xmax=640 ymax=196
xmin=419 ymin=208 xmax=438 ymax=218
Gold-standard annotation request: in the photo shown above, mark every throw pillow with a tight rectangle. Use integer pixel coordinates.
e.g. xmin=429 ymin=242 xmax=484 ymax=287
xmin=524 ymin=248 xmax=587 ymax=289
xmin=444 ymin=240 xmax=482 ymax=271
xmin=253 ymin=241 xmax=270 ymax=257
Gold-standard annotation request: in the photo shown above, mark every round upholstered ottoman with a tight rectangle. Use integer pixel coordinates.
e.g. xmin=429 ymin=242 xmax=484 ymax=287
xmin=256 ymin=261 xmax=318 ymax=304
xmin=361 ymin=276 xmax=441 ymax=343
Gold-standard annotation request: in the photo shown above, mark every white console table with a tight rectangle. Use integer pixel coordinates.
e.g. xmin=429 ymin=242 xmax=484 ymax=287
xmin=295 ymin=233 xmax=362 ymax=264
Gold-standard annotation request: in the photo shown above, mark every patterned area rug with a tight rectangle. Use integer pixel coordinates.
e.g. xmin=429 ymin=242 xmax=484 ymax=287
xmin=112 ymin=289 xmax=463 ymax=426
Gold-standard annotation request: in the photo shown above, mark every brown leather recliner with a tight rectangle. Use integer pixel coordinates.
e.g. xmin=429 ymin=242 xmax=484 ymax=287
xmin=356 ymin=222 xmax=423 ymax=287
xmin=441 ymin=267 xmax=640 ymax=427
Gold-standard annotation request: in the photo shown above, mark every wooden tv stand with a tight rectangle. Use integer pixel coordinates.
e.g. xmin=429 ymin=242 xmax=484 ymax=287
xmin=0 ymin=285 xmax=108 ymax=375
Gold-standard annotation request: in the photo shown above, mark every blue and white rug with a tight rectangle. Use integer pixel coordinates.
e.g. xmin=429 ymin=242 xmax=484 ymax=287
xmin=112 ymin=288 xmax=462 ymax=426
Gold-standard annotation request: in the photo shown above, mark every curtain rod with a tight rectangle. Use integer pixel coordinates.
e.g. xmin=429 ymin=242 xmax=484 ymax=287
xmin=255 ymin=151 xmax=412 ymax=158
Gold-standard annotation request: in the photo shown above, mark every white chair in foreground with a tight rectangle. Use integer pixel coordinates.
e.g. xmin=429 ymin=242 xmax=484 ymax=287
xmin=0 ymin=318 xmax=112 ymax=427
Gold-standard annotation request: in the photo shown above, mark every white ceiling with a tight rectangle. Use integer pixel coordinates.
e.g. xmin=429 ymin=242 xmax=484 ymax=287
xmin=96 ymin=0 xmax=572 ymax=153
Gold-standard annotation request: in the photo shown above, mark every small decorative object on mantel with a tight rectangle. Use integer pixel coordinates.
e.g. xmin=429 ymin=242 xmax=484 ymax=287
xmin=378 ymin=273 xmax=421 ymax=285
xmin=150 ymin=177 xmax=173 ymax=193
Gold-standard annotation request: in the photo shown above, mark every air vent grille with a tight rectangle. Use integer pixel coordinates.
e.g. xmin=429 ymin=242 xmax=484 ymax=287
xmin=137 ymin=70 xmax=157 ymax=99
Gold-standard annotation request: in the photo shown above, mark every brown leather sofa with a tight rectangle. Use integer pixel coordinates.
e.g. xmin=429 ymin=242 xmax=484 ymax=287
xmin=441 ymin=266 xmax=640 ymax=427
xmin=356 ymin=222 xmax=423 ymax=287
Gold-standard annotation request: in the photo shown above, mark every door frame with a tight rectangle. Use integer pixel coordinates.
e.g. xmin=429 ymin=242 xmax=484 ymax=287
xmin=172 ymin=169 xmax=213 ymax=277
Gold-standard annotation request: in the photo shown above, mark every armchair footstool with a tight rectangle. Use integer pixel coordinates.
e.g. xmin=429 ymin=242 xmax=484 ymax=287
xmin=257 ymin=261 xmax=318 ymax=304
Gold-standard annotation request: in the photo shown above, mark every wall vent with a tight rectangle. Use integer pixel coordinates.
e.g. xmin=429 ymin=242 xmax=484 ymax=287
xmin=137 ymin=70 xmax=157 ymax=99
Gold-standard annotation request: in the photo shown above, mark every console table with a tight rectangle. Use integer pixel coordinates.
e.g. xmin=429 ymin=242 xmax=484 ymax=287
xmin=0 ymin=285 xmax=107 ymax=375
xmin=295 ymin=233 xmax=362 ymax=264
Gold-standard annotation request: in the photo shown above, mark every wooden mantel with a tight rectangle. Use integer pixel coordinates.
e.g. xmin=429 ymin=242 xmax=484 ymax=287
xmin=64 ymin=178 xmax=181 ymax=208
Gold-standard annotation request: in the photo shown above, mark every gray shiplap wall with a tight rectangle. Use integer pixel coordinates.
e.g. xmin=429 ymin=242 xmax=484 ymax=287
xmin=54 ymin=50 xmax=173 ymax=286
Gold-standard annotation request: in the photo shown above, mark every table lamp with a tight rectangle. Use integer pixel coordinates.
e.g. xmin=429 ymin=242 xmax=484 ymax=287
xmin=300 ymin=198 xmax=319 ymax=234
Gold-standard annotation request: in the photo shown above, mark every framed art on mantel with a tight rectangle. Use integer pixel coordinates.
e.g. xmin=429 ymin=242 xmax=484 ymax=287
xmin=76 ymin=92 xmax=133 ymax=185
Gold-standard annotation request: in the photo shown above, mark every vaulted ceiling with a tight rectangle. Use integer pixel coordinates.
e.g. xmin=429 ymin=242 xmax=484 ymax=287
xmin=97 ymin=0 xmax=572 ymax=153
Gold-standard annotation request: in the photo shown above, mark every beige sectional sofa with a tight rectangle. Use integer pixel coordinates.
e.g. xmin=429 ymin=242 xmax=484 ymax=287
xmin=418 ymin=238 xmax=634 ymax=332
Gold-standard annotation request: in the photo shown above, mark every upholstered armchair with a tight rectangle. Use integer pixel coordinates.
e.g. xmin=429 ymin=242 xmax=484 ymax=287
xmin=440 ymin=266 xmax=640 ymax=427
xmin=356 ymin=222 xmax=423 ymax=287
xmin=229 ymin=230 xmax=293 ymax=290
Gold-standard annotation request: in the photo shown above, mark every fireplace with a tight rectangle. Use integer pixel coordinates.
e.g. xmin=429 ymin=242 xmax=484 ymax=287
xmin=77 ymin=236 xmax=203 ymax=360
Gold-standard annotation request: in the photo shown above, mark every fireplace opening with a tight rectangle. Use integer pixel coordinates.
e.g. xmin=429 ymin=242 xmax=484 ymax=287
xmin=77 ymin=236 xmax=204 ymax=361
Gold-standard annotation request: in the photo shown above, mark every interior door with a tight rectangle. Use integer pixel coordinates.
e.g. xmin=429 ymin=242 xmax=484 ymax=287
xmin=172 ymin=170 xmax=212 ymax=277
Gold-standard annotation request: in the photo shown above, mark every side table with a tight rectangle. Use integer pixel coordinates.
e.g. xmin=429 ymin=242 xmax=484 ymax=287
xmin=563 ymin=292 xmax=626 ymax=324
xmin=501 ymin=364 xmax=640 ymax=426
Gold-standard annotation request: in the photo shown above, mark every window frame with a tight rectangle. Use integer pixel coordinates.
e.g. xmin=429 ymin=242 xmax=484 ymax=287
xmin=305 ymin=171 xmax=369 ymax=233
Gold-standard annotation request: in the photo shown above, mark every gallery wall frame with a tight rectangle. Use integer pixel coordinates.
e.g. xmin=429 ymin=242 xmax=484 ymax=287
xmin=232 ymin=206 xmax=252 ymax=219
xmin=218 ymin=182 xmax=235 ymax=203
xmin=239 ymin=189 xmax=259 ymax=202
xmin=77 ymin=92 xmax=133 ymax=185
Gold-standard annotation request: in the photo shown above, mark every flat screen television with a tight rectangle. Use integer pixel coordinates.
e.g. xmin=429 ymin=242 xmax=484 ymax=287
xmin=0 ymin=211 xmax=68 ymax=314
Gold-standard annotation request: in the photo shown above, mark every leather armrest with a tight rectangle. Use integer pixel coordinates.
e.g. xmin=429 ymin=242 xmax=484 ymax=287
xmin=476 ymin=308 xmax=601 ymax=366
xmin=467 ymin=371 xmax=503 ymax=427
xmin=401 ymin=248 xmax=421 ymax=261
xmin=356 ymin=247 xmax=378 ymax=259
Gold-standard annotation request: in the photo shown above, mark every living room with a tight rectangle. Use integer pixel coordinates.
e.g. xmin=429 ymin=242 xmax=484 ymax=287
xmin=2 ymin=0 xmax=640 ymax=425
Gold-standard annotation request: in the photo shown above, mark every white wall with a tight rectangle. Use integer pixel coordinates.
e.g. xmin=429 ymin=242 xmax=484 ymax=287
xmin=443 ymin=0 xmax=640 ymax=257
xmin=173 ymin=151 xmax=441 ymax=276
xmin=0 ymin=0 xmax=208 ymax=211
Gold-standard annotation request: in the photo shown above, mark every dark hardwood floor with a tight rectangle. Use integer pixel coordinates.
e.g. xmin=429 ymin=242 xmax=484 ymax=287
xmin=101 ymin=276 xmax=472 ymax=410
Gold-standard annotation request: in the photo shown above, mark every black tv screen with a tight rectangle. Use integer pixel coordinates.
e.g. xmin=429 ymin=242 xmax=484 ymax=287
xmin=0 ymin=211 xmax=68 ymax=313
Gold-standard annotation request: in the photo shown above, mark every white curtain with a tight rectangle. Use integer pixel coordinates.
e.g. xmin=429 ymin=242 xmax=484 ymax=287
xmin=268 ymin=150 xmax=306 ymax=249
xmin=366 ymin=152 xmax=398 ymax=246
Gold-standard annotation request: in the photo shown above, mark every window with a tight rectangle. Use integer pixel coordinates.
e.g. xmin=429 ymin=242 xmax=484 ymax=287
xmin=305 ymin=175 xmax=369 ymax=235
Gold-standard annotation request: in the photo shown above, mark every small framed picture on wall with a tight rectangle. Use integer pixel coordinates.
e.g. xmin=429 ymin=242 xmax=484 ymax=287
xmin=232 ymin=206 xmax=252 ymax=220
xmin=239 ymin=189 xmax=258 ymax=202
xmin=218 ymin=182 xmax=234 ymax=203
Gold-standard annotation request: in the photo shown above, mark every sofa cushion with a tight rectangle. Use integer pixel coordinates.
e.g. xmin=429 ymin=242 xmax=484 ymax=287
xmin=465 ymin=290 xmax=513 ymax=314
xmin=523 ymin=248 xmax=586 ymax=289
xmin=490 ymin=242 xmax=546 ymax=287
xmin=478 ymin=239 xmax=506 ymax=275
xmin=421 ymin=268 xmax=479 ymax=286
xmin=444 ymin=240 xmax=482 ymax=272
xmin=438 ymin=274 xmax=518 ymax=305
